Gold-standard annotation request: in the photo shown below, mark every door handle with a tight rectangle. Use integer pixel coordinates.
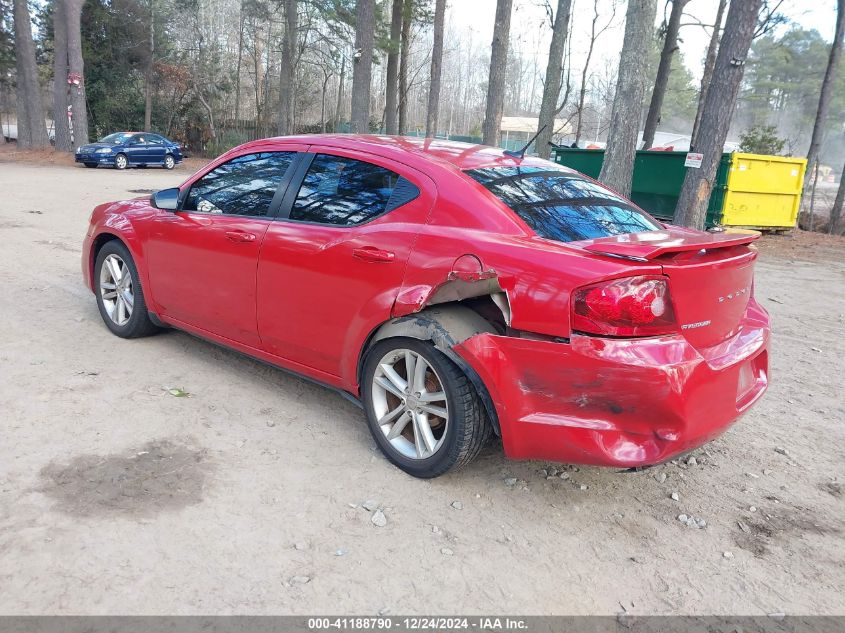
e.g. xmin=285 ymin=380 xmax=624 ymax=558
xmin=353 ymin=247 xmax=395 ymax=263
xmin=225 ymin=230 xmax=256 ymax=243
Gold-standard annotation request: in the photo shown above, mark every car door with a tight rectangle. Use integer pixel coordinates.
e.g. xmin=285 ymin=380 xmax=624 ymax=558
xmin=145 ymin=135 xmax=167 ymax=164
xmin=144 ymin=149 xmax=302 ymax=347
xmin=256 ymin=149 xmax=435 ymax=381
xmin=124 ymin=134 xmax=149 ymax=164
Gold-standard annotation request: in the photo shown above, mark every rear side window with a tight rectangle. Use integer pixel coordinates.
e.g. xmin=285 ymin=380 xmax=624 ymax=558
xmin=465 ymin=165 xmax=661 ymax=243
xmin=289 ymin=154 xmax=419 ymax=226
xmin=184 ymin=152 xmax=296 ymax=217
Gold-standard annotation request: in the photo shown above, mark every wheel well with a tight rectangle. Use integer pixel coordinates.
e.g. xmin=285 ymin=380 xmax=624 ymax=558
xmin=358 ymin=300 xmax=505 ymax=436
xmin=89 ymin=233 xmax=122 ymax=283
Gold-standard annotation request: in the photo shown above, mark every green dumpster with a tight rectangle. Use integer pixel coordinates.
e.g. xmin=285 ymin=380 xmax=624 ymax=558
xmin=551 ymin=148 xmax=731 ymax=228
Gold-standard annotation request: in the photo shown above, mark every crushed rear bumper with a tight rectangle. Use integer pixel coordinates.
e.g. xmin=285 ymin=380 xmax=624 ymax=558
xmin=453 ymin=302 xmax=770 ymax=467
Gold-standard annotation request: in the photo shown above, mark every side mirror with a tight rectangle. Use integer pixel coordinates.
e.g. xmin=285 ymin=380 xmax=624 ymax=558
xmin=151 ymin=187 xmax=180 ymax=211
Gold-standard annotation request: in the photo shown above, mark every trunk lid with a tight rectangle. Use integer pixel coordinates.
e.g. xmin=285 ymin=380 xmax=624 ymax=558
xmin=576 ymin=228 xmax=760 ymax=349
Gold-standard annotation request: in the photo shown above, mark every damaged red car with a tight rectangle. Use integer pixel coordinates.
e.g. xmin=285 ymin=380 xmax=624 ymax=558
xmin=82 ymin=135 xmax=770 ymax=478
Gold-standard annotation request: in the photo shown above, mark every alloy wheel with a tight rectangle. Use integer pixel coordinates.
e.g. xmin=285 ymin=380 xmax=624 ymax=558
xmin=164 ymin=155 xmax=175 ymax=169
xmin=99 ymin=254 xmax=134 ymax=326
xmin=370 ymin=348 xmax=449 ymax=460
xmin=115 ymin=154 xmax=127 ymax=169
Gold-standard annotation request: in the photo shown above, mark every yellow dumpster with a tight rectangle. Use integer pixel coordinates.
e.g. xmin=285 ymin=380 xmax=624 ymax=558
xmin=721 ymin=153 xmax=807 ymax=229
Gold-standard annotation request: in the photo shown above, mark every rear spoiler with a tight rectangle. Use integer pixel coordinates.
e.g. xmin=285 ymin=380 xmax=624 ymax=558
xmin=579 ymin=229 xmax=760 ymax=261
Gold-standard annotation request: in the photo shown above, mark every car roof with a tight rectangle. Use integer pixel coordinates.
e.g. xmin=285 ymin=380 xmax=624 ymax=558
xmin=235 ymin=134 xmax=567 ymax=174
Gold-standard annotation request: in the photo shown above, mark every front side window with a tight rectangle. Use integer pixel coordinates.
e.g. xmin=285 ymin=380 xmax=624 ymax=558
xmin=289 ymin=154 xmax=419 ymax=226
xmin=184 ymin=152 xmax=296 ymax=217
xmin=466 ymin=165 xmax=661 ymax=243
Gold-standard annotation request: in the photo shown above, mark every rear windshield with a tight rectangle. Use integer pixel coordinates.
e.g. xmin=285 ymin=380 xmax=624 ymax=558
xmin=465 ymin=165 xmax=661 ymax=243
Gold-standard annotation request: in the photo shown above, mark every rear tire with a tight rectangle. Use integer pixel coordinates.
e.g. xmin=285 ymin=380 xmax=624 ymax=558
xmin=362 ymin=337 xmax=491 ymax=478
xmin=94 ymin=240 xmax=159 ymax=338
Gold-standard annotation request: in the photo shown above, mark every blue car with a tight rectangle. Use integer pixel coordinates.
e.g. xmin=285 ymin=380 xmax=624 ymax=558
xmin=75 ymin=132 xmax=183 ymax=170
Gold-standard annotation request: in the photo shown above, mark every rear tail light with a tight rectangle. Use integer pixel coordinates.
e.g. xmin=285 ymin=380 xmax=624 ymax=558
xmin=571 ymin=275 xmax=677 ymax=337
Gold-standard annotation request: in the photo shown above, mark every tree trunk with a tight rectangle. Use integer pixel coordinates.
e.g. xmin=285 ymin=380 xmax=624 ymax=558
xmin=691 ymin=0 xmax=726 ymax=148
xmin=234 ymin=0 xmax=245 ymax=126
xmin=424 ymin=0 xmax=446 ymax=138
xmin=481 ymin=0 xmax=513 ymax=146
xmin=350 ymin=0 xmax=375 ymax=134
xmin=65 ymin=0 xmax=89 ymax=146
xmin=144 ymin=0 xmax=154 ymax=132
xmin=13 ymin=0 xmax=49 ymax=148
xmin=535 ymin=0 xmax=571 ymax=158
xmin=674 ymin=0 xmax=762 ymax=229
xmin=335 ymin=54 xmax=345 ymax=132
xmin=385 ymin=0 xmax=402 ymax=134
xmin=320 ymin=70 xmax=330 ymax=133
xmin=830 ymin=160 xmax=845 ymax=234
xmin=641 ymin=0 xmax=689 ymax=150
xmin=278 ymin=0 xmax=297 ymax=135
xmin=802 ymin=0 xmax=845 ymax=200
xmin=397 ymin=0 xmax=411 ymax=135
xmin=574 ymin=0 xmax=602 ymax=146
xmin=598 ymin=0 xmax=657 ymax=196
xmin=194 ymin=79 xmax=216 ymax=141
xmin=52 ymin=0 xmax=73 ymax=152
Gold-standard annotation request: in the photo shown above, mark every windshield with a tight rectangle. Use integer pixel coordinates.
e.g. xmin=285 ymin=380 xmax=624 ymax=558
xmin=465 ymin=165 xmax=661 ymax=243
xmin=99 ymin=133 xmax=134 ymax=145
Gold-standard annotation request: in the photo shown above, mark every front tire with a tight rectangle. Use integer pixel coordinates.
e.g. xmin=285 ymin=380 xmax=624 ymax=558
xmin=362 ymin=337 xmax=491 ymax=478
xmin=164 ymin=154 xmax=175 ymax=170
xmin=94 ymin=241 xmax=159 ymax=338
xmin=114 ymin=153 xmax=128 ymax=170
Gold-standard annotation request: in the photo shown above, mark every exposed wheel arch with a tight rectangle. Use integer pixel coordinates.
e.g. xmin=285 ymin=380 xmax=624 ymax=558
xmin=360 ymin=304 xmax=502 ymax=436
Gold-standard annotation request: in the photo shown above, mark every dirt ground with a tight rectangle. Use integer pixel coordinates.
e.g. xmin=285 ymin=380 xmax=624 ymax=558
xmin=0 ymin=158 xmax=843 ymax=616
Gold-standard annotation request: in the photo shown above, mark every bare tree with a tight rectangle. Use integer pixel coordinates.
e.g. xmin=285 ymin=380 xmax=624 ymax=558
xmin=385 ymin=0 xmax=402 ymax=134
xmin=690 ymin=0 xmax=726 ymax=147
xmin=234 ymin=0 xmax=245 ymax=124
xmin=278 ymin=0 xmax=298 ymax=135
xmin=65 ymin=0 xmax=89 ymax=146
xmin=52 ymin=0 xmax=73 ymax=152
xmin=350 ymin=0 xmax=375 ymax=133
xmin=535 ymin=0 xmax=571 ymax=158
xmin=574 ymin=0 xmax=615 ymax=146
xmin=802 ymin=0 xmax=845 ymax=202
xmin=424 ymin=0 xmax=445 ymax=138
xmin=398 ymin=0 xmax=411 ymax=134
xmin=674 ymin=0 xmax=762 ymax=229
xmin=641 ymin=0 xmax=689 ymax=150
xmin=13 ymin=0 xmax=49 ymax=148
xmin=830 ymin=160 xmax=845 ymax=235
xmin=144 ymin=0 xmax=154 ymax=132
xmin=481 ymin=0 xmax=513 ymax=146
xmin=598 ymin=0 xmax=657 ymax=196
xmin=335 ymin=53 xmax=346 ymax=131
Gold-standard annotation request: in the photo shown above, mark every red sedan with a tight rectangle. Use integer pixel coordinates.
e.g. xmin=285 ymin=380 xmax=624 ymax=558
xmin=82 ymin=135 xmax=770 ymax=478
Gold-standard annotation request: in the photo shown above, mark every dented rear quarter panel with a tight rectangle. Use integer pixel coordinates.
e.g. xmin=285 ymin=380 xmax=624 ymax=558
xmin=394 ymin=166 xmax=664 ymax=339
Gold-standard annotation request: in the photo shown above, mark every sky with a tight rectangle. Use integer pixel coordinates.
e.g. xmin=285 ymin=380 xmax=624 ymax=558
xmin=446 ymin=0 xmax=841 ymax=83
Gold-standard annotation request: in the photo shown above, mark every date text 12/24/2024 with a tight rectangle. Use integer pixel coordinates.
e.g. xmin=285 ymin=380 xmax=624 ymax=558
xmin=308 ymin=617 xmax=528 ymax=630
